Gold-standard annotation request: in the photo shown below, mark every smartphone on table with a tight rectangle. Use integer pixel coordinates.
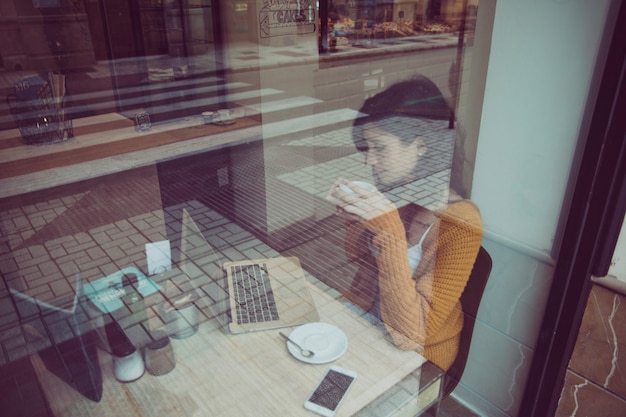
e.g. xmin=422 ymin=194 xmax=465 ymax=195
xmin=304 ymin=366 xmax=357 ymax=417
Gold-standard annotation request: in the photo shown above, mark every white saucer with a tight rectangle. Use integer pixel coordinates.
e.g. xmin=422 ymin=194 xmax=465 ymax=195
xmin=212 ymin=119 xmax=236 ymax=126
xmin=286 ymin=322 xmax=348 ymax=364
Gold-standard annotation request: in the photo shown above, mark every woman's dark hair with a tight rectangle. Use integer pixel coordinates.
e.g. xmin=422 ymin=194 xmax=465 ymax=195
xmin=353 ymin=76 xmax=450 ymax=151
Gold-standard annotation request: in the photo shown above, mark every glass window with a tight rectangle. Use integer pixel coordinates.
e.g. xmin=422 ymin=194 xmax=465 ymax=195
xmin=0 ymin=1 xmax=618 ymax=416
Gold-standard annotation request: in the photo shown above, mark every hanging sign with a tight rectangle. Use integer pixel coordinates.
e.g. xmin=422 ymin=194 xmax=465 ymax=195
xmin=259 ymin=0 xmax=316 ymax=38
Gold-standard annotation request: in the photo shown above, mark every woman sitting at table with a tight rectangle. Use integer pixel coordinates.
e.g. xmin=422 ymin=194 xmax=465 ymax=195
xmin=326 ymin=76 xmax=483 ymax=371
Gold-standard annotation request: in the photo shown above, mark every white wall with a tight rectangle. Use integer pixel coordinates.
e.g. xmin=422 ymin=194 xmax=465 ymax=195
xmin=456 ymin=0 xmax=616 ymax=416
xmin=473 ymin=0 xmax=614 ymax=255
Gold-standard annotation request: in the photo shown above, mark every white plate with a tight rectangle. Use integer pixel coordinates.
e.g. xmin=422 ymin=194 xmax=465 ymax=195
xmin=286 ymin=322 xmax=348 ymax=364
xmin=212 ymin=119 xmax=236 ymax=126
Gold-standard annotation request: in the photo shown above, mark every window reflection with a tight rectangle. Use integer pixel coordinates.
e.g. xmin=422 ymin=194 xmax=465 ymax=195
xmin=0 ymin=0 xmax=479 ymax=416
xmin=322 ymin=0 xmax=477 ymax=52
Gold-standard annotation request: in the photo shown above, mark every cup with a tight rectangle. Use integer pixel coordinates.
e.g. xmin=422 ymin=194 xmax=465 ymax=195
xmin=217 ymin=108 xmax=232 ymax=123
xmin=202 ymin=111 xmax=214 ymax=125
xmin=160 ymin=296 xmax=199 ymax=339
xmin=105 ymin=320 xmax=145 ymax=382
xmin=231 ymin=107 xmax=245 ymax=119
xmin=144 ymin=330 xmax=175 ymax=376
xmin=113 ymin=348 xmax=145 ymax=382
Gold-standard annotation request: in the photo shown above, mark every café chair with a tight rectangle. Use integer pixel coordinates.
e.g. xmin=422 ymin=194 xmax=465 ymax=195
xmin=426 ymin=246 xmax=493 ymax=416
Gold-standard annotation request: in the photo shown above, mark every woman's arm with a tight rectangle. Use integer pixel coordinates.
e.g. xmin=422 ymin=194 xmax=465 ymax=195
xmin=365 ymin=209 xmax=431 ymax=350
xmin=367 ymin=201 xmax=483 ymax=351
xmin=343 ymin=220 xmax=370 ymax=262
xmin=342 ymin=220 xmax=380 ymax=310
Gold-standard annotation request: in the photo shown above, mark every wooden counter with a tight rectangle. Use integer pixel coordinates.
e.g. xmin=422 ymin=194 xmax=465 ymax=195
xmin=0 ymin=113 xmax=262 ymax=199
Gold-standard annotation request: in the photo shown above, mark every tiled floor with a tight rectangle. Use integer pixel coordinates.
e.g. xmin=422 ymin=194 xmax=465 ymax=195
xmin=1 ymin=116 xmax=455 ymax=334
xmin=0 ymin=112 xmax=470 ymax=415
xmin=0 ymin=199 xmax=477 ymax=417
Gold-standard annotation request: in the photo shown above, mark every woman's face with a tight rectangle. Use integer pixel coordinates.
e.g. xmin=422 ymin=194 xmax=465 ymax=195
xmin=362 ymin=123 xmax=425 ymax=187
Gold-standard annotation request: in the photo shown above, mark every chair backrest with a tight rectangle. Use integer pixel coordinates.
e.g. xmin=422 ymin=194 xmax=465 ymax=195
xmin=441 ymin=246 xmax=492 ymax=398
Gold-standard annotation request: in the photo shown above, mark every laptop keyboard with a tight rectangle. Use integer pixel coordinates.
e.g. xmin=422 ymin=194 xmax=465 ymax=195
xmin=231 ymin=263 xmax=280 ymax=324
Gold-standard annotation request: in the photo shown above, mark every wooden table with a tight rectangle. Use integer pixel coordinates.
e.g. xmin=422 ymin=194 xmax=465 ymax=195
xmin=31 ymin=279 xmax=442 ymax=417
xmin=11 ymin=195 xmax=443 ymax=417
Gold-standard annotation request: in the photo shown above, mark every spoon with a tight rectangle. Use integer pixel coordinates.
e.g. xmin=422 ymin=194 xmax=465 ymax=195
xmin=280 ymin=332 xmax=314 ymax=358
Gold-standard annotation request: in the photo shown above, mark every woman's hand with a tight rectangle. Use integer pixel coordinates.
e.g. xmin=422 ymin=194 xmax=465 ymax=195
xmin=326 ymin=179 xmax=396 ymax=222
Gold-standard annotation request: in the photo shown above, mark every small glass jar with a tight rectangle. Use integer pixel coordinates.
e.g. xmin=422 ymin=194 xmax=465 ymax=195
xmin=144 ymin=330 xmax=176 ymax=376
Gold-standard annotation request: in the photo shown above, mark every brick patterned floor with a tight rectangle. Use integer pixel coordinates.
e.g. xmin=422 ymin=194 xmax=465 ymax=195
xmin=0 ymin=116 xmax=455 ymax=363
xmin=0 ymin=116 xmax=467 ymax=415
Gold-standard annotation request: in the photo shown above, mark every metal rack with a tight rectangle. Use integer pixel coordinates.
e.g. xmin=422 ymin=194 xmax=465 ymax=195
xmin=7 ymin=72 xmax=73 ymax=145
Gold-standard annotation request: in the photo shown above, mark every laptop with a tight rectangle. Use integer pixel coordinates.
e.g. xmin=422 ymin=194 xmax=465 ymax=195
xmin=176 ymin=208 xmax=319 ymax=334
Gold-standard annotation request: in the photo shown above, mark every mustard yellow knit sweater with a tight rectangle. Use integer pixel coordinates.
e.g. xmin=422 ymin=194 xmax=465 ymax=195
xmin=343 ymin=200 xmax=483 ymax=371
